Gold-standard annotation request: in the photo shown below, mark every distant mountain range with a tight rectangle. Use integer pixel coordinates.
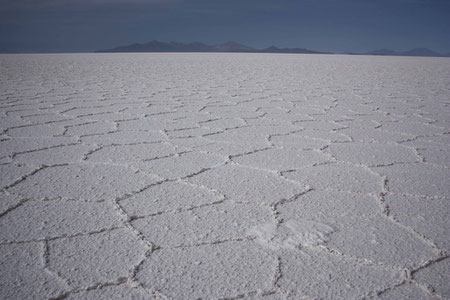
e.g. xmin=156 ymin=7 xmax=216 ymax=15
xmin=96 ymin=41 xmax=327 ymax=54
xmin=97 ymin=41 xmax=449 ymax=57
xmin=361 ymin=47 xmax=448 ymax=57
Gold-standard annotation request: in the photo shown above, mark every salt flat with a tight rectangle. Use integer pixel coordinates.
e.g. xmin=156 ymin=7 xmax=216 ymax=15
xmin=0 ymin=53 xmax=449 ymax=299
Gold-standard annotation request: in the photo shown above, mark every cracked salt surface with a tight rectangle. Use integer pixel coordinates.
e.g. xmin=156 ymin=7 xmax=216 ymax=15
xmin=0 ymin=53 xmax=449 ymax=299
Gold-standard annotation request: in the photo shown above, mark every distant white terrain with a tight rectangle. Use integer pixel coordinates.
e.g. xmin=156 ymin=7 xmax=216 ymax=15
xmin=0 ymin=53 xmax=449 ymax=299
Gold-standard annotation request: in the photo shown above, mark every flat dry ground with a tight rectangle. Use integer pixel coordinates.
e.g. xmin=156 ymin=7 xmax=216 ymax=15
xmin=0 ymin=53 xmax=449 ymax=299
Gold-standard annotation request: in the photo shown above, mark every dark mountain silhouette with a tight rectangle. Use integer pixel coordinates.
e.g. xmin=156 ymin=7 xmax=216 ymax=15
xmin=97 ymin=41 xmax=448 ymax=57
xmin=212 ymin=41 xmax=256 ymax=52
xmin=101 ymin=41 xmax=212 ymax=52
xmin=366 ymin=49 xmax=398 ymax=56
xmin=96 ymin=40 xmax=323 ymax=54
xmin=261 ymin=46 xmax=325 ymax=54
xmin=400 ymin=48 xmax=442 ymax=57
xmin=364 ymin=47 xmax=446 ymax=57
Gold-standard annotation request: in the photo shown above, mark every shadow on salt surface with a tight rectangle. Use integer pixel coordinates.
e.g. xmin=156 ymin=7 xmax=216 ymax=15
xmin=248 ymin=219 xmax=334 ymax=251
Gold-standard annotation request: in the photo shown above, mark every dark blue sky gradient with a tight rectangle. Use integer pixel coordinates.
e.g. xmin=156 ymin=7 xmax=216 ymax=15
xmin=1 ymin=0 xmax=449 ymax=53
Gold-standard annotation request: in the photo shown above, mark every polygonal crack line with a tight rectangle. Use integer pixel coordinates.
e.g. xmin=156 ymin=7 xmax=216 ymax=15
xmin=48 ymin=277 xmax=133 ymax=300
xmin=269 ymin=255 xmax=283 ymax=294
xmin=304 ymin=187 xmax=386 ymax=199
xmin=62 ymin=120 xmax=98 ymax=130
xmin=215 ymin=290 xmax=262 ymax=300
xmin=0 ymin=133 xmax=11 ymax=141
xmin=127 ymin=197 xmax=227 ymax=222
xmin=368 ymin=277 xmax=408 ymax=300
xmin=389 ymin=256 xmax=450 ymax=299
xmin=0 ymin=226 xmax=126 ymax=246
xmin=420 ymin=160 xmax=450 ymax=170
xmin=386 ymin=192 xmax=450 ymax=201
xmin=396 ymin=134 xmax=423 ymax=145
xmin=200 ymin=128 xmax=231 ymax=138
xmin=407 ymin=145 xmax=427 ymax=163
xmin=199 ymin=126 xmax=246 ymax=139
xmin=180 ymin=175 xmax=228 ymax=198
xmin=196 ymin=116 xmax=222 ymax=125
xmin=313 ymin=243 xmax=409 ymax=279
xmin=273 ymin=192 xmax=436 ymax=282
xmin=179 ymin=161 xmax=229 ymax=182
xmin=226 ymin=160 xmax=296 ymax=181
xmin=164 ymin=125 xmax=202 ymax=133
xmin=204 ymin=123 xmax=248 ymax=132
xmin=127 ymin=184 xmax=271 ymax=250
xmin=112 ymin=120 xmax=120 ymax=132
xmin=266 ymin=129 xmax=305 ymax=144
xmin=8 ymin=142 xmax=82 ymax=160
xmin=126 ymin=249 xmax=155 ymax=293
xmin=19 ymin=117 xmax=77 ymax=127
xmin=157 ymin=235 xmax=257 ymax=251
xmin=2 ymin=123 xmax=49 ymax=134
xmin=316 ymin=142 xmax=333 ymax=152
xmin=75 ymin=161 xmax=165 ymax=179
xmin=184 ymin=147 xmax=230 ymax=160
xmin=371 ymin=170 xmax=446 ymax=255
xmin=40 ymin=240 xmax=70 ymax=289
xmin=0 ymin=189 xmax=29 ymax=218
xmin=41 ymin=228 xmax=155 ymax=299
xmin=86 ymin=140 xmax=167 ymax=150
xmin=378 ymin=194 xmax=445 ymax=256
xmin=410 ymin=255 xmax=450 ymax=276
xmin=270 ymin=214 xmax=410 ymax=293
xmin=116 ymin=166 xmax=229 ymax=218
xmin=374 ymin=279 xmax=434 ymax=300
xmin=331 ymin=124 xmax=350 ymax=132
xmin=3 ymin=163 xmax=61 ymax=190
xmin=77 ymin=128 xmax=122 ymax=140
xmin=64 ymin=120 xmax=119 ymax=138
xmin=56 ymin=127 xmax=68 ymax=137
xmin=100 ymin=117 xmax=141 ymax=125
xmin=315 ymin=147 xmax=336 ymax=162
xmin=228 ymin=146 xmax=273 ymax=160
xmin=81 ymin=144 xmax=104 ymax=160
xmin=140 ymin=150 xmax=191 ymax=163
xmin=112 ymin=183 xmax=169 ymax=252
xmin=173 ymin=139 xmax=217 ymax=153
xmin=218 ymin=272 xmax=303 ymax=300
xmin=409 ymin=278 xmax=444 ymax=298
xmin=270 ymin=188 xmax=315 ymax=225
xmin=278 ymin=161 xmax=338 ymax=179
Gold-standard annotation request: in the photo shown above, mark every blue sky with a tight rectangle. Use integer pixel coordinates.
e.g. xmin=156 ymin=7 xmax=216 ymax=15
xmin=1 ymin=0 xmax=450 ymax=53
